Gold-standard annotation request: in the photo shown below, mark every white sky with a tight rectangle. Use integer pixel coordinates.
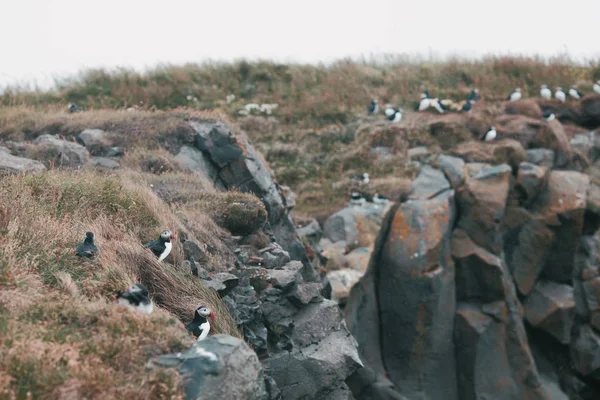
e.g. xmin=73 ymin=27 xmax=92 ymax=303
xmin=2 ymin=0 xmax=600 ymax=89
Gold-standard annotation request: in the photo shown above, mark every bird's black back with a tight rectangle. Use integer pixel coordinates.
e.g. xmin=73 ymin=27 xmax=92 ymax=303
xmin=186 ymin=313 xmax=208 ymax=337
xmin=145 ymin=238 xmax=166 ymax=257
xmin=116 ymin=291 xmax=149 ymax=306
xmin=76 ymin=236 xmax=98 ymax=258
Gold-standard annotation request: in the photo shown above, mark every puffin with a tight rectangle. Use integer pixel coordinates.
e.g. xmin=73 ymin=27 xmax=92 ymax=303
xmin=372 ymin=193 xmax=390 ymax=204
xmin=481 ymin=126 xmax=497 ymax=142
xmin=368 ymin=99 xmax=379 ymax=114
xmin=350 ymin=191 xmax=366 ymax=206
xmin=145 ymin=229 xmax=175 ymax=262
xmin=417 ymin=91 xmax=431 ymax=111
xmin=568 ymin=85 xmax=583 ymax=100
xmin=461 ymin=100 xmax=473 ymax=113
xmin=543 ymin=111 xmax=556 ymax=121
xmin=430 ymin=98 xmax=445 ymax=113
xmin=75 ymin=232 xmax=99 ymax=258
xmin=350 ymin=173 xmax=369 ymax=184
xmin=540 ymin=84 xmax=552 ymax=99
xmin=116 ymin=283 xmax=154 ymax=314
xmin=467 ymin=88 xmax=479 ymax=103
xmin=507 ymin=88 xmax=522 ymax=102
xmin=67 ymin=103 xmax=82 ymax=113
xmin=594 ymin=81 xmax=600 ymax=94
xmin=387 ymin=108 xmax=403 ymax=122
xmin=186 ymin=305 xmax=215 ymax=341
xmin=384 ymin=104 xmax=396 ymax=117
xmin=555 ymin=87 xmax=566 ymax=102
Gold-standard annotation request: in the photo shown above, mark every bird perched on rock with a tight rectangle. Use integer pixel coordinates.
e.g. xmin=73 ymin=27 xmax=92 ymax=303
xmin=67 ymin=103 xmax=82 ymax=113
xmin=417 ymin=91 xmax=430 ymax=111
xmin=350 ymin=172 xmax=370 ymax=184
xmin=372 ymin=193 xmax=390 ymax=204
xmin=439 ymin=99 xmax=454 ymax=111
xmin=350 ymin=191 xmax=366 ymax=206
xmin=555 ymin=87 xmax=566 ymax=102
xmin=481 ymin=126 xmax=497 ymax=141
xmin=507 ymin=88 xmax=522 ymax=102
xmin=368 ymin=99 xmax=379 ymax=114
xmin=387 ymin=108 xmax=403 ymax=122
xmin=145 ymin=229 xmax=175 ymax=262
xmin=186 ymin=305 xmax=215 ymax=341
xmin=461 ymin=100 xmax=473 ymax=113
xmin=429 ymin=98 xmax=445 ymax=113
xmin=594 ymin=81 xmax=600 ymax=94
xmin=116 ymin=283 xmax=154 ymax=314
xmin=75 ymin=232 xmax=99 ymax=258
xmin=569 ymin=85 xmax=583 ymax=100
xmin=467 ymin=88 xmax=479 ymax=103
xmin=543 ymin=111 xmax=556 ymax=121
xmin=540 ymin=84 xmax=552 ymax=99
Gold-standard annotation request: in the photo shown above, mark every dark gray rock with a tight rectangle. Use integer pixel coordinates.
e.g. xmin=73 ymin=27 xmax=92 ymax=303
xmin=77 ymin=128 xmax=110 ymax=155
xmin=182 ymin=241 xmax=209 ymax=264
xmin=346 ymin=366 xmax=409 ymax=400
xmin=148 ymin=335 xmax=266 ymax=400
xmin=408 ymin=164 xmax=451 ymax=200
xmin=287 ymin=282 xmax=323 ymax=306
xmin=174 ymin=145 xmax=220 ymax=183
xmin=201 ymin=272 xmax=239 ymax=296
xmin=516 ymin=162 xmax=548 ymax=206
xmin=0 ymin=152 xmax=46 ymax=175
xmin=105 ymin=146 xmax=123 ymax=157
xmin=33 ymin=134 xmax=89 ymax=167
xmin=269 ymin=261 xmax=302 ymax=290
xmin=224 ymin=284 xmax=268 ymax=356
xmin=523 ymin=281 xmax=576 ymax=344
xmin=323 ymin=202 xmax=388 ymax=247
xmin=193 ymin=121 xmax=244 ymax=167
xmin=259 ymin=243 xmax=291 ymax=269
xmin=296 ymin=218 xmax=323 ymax=247
xmin=86 ymin=156 xmax=120 ymax=169
xmin=527 ymin=149 xmax=555 ymax=167
xmin=571 ymin=324 xmax=600 ymax=380
xmin=430 ymin=154 xmax=466 ymax=189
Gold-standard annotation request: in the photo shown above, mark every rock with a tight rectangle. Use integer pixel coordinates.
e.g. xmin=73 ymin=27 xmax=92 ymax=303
xmin=0 ymin=146 xmax=10 ymax=154
xmin=427 ymin=115 xmax=474 ymax=150
xmin=148 ymin=335 xmax=266 ymax=400
xmin=77 ymin=128 xmax=110 ymax=155
xmin=258 ymin=243 xmax=291 ymax=269
xmin=182 ymin=241 xmax=209 ymax=264
xmin=450 ymin=139 xmax=527 ymax=170
xmin=268 ymin=261 xmax=302 ymax=290
xmin=33 ymin=134 xmax=89 ymax=167
xmin=105 ymin=146 xmax=123 ymax=157
xmin=570 ymin=324 xmax=600 ymax=380
xmin=408 ymin=164 xmax=450 ymax=200
xmin=279 ymin=185 xmax=296 ymax=210
xmin=537 ymin=99 xmax=583 ymax=127
xmin=456 ymin=164 xmax=511 ymax=255
xmin=532 ymin=121 xmax=573 ymax=167
xmin=287 ymin=282 xmax=323 ymax=306
xmin=0 ymin=152 xmax=46 ymax=175
xmin=523 ymin=281 xmax=576 ymax=344
xmin=346 ymin=366 xmax=409 ymax=400
xmin=323 ymin=202 xmax=388 ymax=248
xmin=223 ymin=284 xmax=268 ymax=356
xmin=407 ymin=146 xmax=431 ymax=162
xmin=86 ymin=156 xmax=120 ymax=169
xmin=327 ymin=269 xmax=363 ymax=304
xmin=369 ymin=146 xmax=394 ymax=162
xmin=527 ymin=149 xmax=555 ymax=167
xmin=505 ymin=99 xmax=543 ymax=118
xmin=346 ymin=189 xmax=458 ymax=399
xmin=430 ymin=154 xmax=466 ymax=189
xmin=174 ymin=145 xmax=220 ymax=183
xmin=516 ymin=162 xmax=548 ymax=206
xmin=579 ymin=94 xmax=600 ymax=129
xmin=582 ymin=277 xmax=600 ymax=331
xmin=345 ymin=247 xmax=371 ymax=273
xmin=201 ymin=272 xmax=239 ymax=296
xmin=296 ymin=218 xmax=323 ymax=247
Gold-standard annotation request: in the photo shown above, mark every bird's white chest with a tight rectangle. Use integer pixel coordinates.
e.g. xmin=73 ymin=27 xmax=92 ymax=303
xmin=510 ymin=92 xmax=521 ymax=101
xmin=158 ymin=242 xmax=172 ymax=262
xmin=137 ymin=301 xmax=154 ymax=315
xmin=418 ymin=98 xmax=430 ymax=111
xmin=556 ymin=91 xmax=566 ymax=101
xmin=594 ymin=84 xmax=600 ymax=94
xmin=117 ymin=297 xmax=135 ymax=310
xmin=485 ymin=130 xmax=497 ymax=141
xmin=392 ymin=112 xmax=402 ymax=122
xmin=569 ymin=89 xmax=580 ymax=99
xmin=384 ymin=107 xmax=395 ymax=117
xmin=541 ymin=89 xmax=551 ymax=98
xmin=197 ymin=321 xmax=211 ymax=341
xmin=372 ymin=104 xmax=379 ymax=113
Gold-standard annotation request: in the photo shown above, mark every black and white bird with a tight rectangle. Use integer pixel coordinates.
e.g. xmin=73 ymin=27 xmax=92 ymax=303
xmin=350 ymin=173 xmax=370 ymax=184
xmin=507 ymin=88 xmax=522 ymax=102
xmin=387 ymin=108 xmax=403 ymax=122
xmin=542 ymin=111 xmax=556 ymax=121
xmin=368 ymin=99 xmax=379 ymax=115
xmin=467 ymin=89 xmax=479 ymax=103
xmin=569 ymin=85 xmax=583 ymax=100
xmin=350 ymin=191 xmax=366 ymax=206
xmin=384 ymin=104 xmax=396 ymax=117
xmin=145 ymin=229 xmax=175 ymax=262
xmin=429 ymin=98 xmax=445 ymax=113
xmin=461 ymin=100 xmax=473 ymax=113
xmin=67 ymin=103 xmax=82 ymax=113
xmin=186 ymin=305 xmax=215 ymax=341
xmin=555 ymin=87 xmax=566 ymax=102
xmin=481 ymin=126 xmax=497 ymax=142
xmin=116 ymin=283 xmax=154 ymax=314
xmin=540 ymin=84 xmax=552 ymax=99
xmin=417 ymin=91 xmax=431 ymax=111
xmin=75 ymin=232 xmax=99 ymax=258
xmin=372 ymin=193 xmax=390 ymax=204
xmin=594 ymin=81 xmax=600 ymax=94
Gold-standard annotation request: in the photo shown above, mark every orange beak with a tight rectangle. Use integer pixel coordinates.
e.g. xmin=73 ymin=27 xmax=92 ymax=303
xmin=171 ymin=233 xmax=176 ymax=240
xmin=210 ymin=311 xmax=216 ymax=320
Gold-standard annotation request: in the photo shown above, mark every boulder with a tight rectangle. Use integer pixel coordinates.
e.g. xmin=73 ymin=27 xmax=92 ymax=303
xmin=582 ymin=277 xmax=600 ymax=331
xmin=505 ymin=99 xmax=543 ymax=118
xmin=86 ymin=156 xmax=120 ymax=170
xmin=429 ymin=154 xmax=465 ymax=189
xmin=427 ymin=116 xmax=474 ymax=150
xmin=148 ymin=335 xmax=266 ymax=400
xmin=77 ymin=128 xmax=110 ymax=155
xmin=0 ymin=152 xmax=46 ymax=175
xmin=347 ymin=187 xmax=458 ymax=400
xmin=174 ymin=145 xmax=220 ymax=183
xmin=450 ymin=139 xmax=527 ymax=170
xmin=201 ymin=273 xmax=239 ymax=297
xmin=570 ymin=324 xmax=600 ymax=380
xmin=408 ymin=165 xmax=450 ymax=200
xmin=268 ymin=261 xmax=302 ymax=290
xmin=0 ymin=146 xmax=10 ymax=154
xmin=579 ymin=94 xmax=600 ymax=129
xmin=327 ymin=269 xmax=363 ymax=304
xmin=344 ymin=247 xmax=371 ymax=272
xmin=33 ymin=134 xmax=89 ymax=167
xmin=456 ymin=164 xmax=511 ymax=255
xmin=296 ymin=218 xmax=323 ymax=247
xmin=523 ymin=281 xmax=576 ymax=344
xmin=574 ymin=232 xmax=600 ymax=332
xmin=346 ymin=366 xmax=409 ymax=400
xmin=527 ymin=149 xmax=555 ymax=168
xmin=323 ymin=202 xmax=388 ymax=248
xmin=516 ymin=162 xmax=548 ymax=207
xmin=182 ymin=240 xmax=209 ymax=264
xmin=537 ymin=98 xmax=583 ymax=126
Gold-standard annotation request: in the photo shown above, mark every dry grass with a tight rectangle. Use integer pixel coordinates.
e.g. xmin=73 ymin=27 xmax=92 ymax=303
xmin=0 ymin=169 xmax=240 ymax=398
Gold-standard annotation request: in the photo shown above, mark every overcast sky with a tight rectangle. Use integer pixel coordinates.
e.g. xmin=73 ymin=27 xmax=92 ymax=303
xmin=2 ymin=0 xmax=600 ymax=89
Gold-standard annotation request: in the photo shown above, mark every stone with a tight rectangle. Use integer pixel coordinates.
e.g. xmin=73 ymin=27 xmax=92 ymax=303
xmin=0 ymin=152 xmax=46 ymax=175
xmin=268 ymin=261 xmax=302 ymax=290
xmin=523 ymin=281 xmax=576 ymax=344
xmin=570 ymin=324 xmax=600 ymax=380
xmin=369 ymin=146 xmax=394 ymax=162
xmin=105 ymin=146 xmax=123 ymax=157
xmin=279 ymin=185 xmax=296 ymax=210
xmin=33 ymin=134 xmax=89 ymax=167
xmin=582 ymin=277 xmax=600 ymax=331
xmin=346 ymin=189 xmax=458 ymax=399
xmin=505 ymin=99 xmax=543 ymax=118
xmin=223 ymin=284 xmax=268 ymax=356
xmin=148 ymin=335 xmax=266 ymax=400
xmin=579 ymin=94 xmax=600 ymax=129
xmin=201 ymin=272 xmax=239 ymax=296
xmin=174 ymin=145 xmax=219 ymax=183
xmin=86 ymin=156 xmax=120 ymax=169
xmin=296 ymin=218 xmax=323 ymax=246
xmin=408 ymin=165 xmax=450 ymax=200
xmin=456 ymin=164 xmax=511 ymax=255
xmin=77 ymin=128 xmax=110 ymax=155
xmin=258 ymin=243 xmax=291 ymax=269
xmin=327 ymin=269 xmax=363 ymax=304
xmin=450 ymin=139 xmax=527 ymax=170
xmin=287 ymin=282 xmax=323 ymax=306
xmin=182 ymin=240 xmax=209 ymax=264
xmin=430 ymin=154 xmax=466 ymax=189
xmin=346 ymin=366 xmax=409 ymax=400
xmin=344 ymin=247 xmax=371 ymax=273
xmin=516 ymin=162 xmax=548 ymax=206
xmin=526 ymin=149 xmax=555 ymax=168
xmin=0 ymin=146 xmax=10 ymax=154
xmin=323 ymin=202 xmax=388 ymax=248
xmin=407 ymin=146 xmax=430 ymax=162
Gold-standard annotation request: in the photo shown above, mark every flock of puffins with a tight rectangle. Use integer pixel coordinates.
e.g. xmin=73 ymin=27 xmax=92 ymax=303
xmin=75 ymin=230 xmax=215 ymax=341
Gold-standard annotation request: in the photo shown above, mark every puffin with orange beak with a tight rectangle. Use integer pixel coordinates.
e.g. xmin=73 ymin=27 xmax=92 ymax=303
xmin=186 ymin=305 xmax=215 ymax=341
xmin=145 ymin=229 xmax=175 ymax=262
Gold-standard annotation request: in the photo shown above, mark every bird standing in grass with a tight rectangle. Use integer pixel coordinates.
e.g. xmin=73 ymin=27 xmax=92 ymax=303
xmin=540 ymin=84 xmax=552 ymax=99
xmin=467 ymin=89 xmax=479 ymax=103
xmin=594 ymin=81 xmax=600 ymax=94
xmin=555 ymin=87 xmax=566 ymax=102
xmin=145 ymin=229 xmax=175 ymax=262
xmin=75 ymin=232 xmax=99 ymax=258
xmin=461 ymin=100 xmax=473 ymax=113
xmin=543 ymin=111 xmax=556 ymax=121
xmin=350 ymin=191 xmax=366 ymax=206
xmin=481 ymin=126 xmax=497 ymax=141
xmin=372 ymin=193 xmax=390 ymax=204
xmin=116 ymin=283 xmax=154 ymax=314
xmin=186 ymin=305 xmax=215 ymax=341
xmin=384 ymin=104 xmax=396 ymax=117
xmin=368 ymin=99 xmax=379 ymax=115
xmin=387 ymin=108 xmax=403 ymax=122
xmin=67 ymin=103 xmax=82 ymax=113
xmin=569 ymin=85 xmax=583 ymax=100
xmin=417 ymin=91 xmax=430 ymax=111
xmin=430 ymin=98 xmax=445 ymax=114
xmin=350 ymin=173 xmax=369 ymax=184
xmin=507 ymin=88 xmax=521 ymax=102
